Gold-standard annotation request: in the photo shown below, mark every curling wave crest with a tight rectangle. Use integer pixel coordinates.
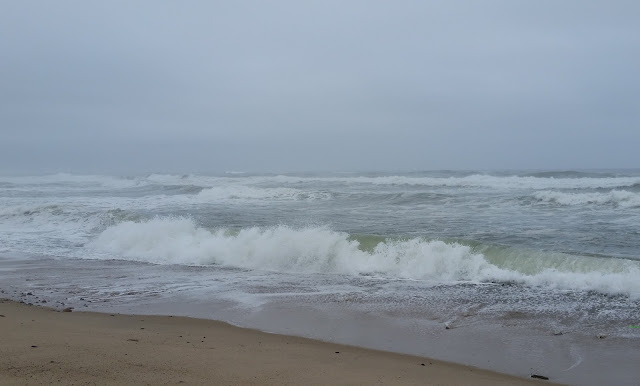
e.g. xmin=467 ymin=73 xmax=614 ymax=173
xmin=90 ymin=218 xmax=640 ymax=298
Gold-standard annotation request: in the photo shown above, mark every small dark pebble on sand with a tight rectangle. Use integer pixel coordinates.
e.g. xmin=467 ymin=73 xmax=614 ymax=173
xmin=0 ymin=315 xmax=5 ymax=317
xmin=421 ymin=363 xmax=425 ymax=366
xmin=531 ymin=374 xmax=549 ymax=380
xmin=335 ymin=351 xmax=340 ymax=354
xmin=127 ymin=339 xmax=139 ymax=342
xmin=62 ymin=307 xmax=73 ymax=312
xmin=31 ymin=345 xmax=37 ymax=348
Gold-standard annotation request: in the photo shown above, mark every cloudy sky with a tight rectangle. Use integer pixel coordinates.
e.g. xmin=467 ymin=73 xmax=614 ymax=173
xmin=1 ymin=1 xmax=639 ymax=173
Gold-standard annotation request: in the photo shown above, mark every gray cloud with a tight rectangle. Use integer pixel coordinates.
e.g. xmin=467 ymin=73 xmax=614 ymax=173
xmin=1 ymin=1 xmax=639 ymax=173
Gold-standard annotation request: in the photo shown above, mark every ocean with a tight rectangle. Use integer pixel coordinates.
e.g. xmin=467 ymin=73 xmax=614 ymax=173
xmin=1 ymin=170 xmax=639 ymax=384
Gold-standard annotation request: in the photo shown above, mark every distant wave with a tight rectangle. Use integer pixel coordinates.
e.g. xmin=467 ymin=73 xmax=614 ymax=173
xmin=533 ymin=190 xmax=640 ymax=208
xmin=266 ymin=174 xmax=640 ymax=190
xmin=90 ymin=218 xmax=640 ymax=298
xmin=523 ymin=170 xmax=620 ymax=179
xmin=0 ymin=173 xmax=140 ymax=189
xmin=196 ymin=186 xmax=332 ymax=201
xmin=4 ymin=173 xmax=640 ymax=191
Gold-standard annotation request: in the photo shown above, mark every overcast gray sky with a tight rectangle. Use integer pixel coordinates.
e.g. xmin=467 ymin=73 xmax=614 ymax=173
xmin=1 ymin=1 xmax=639 ymax=173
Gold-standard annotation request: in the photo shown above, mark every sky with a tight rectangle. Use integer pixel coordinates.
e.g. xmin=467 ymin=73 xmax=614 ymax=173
xmin=1 ymin=1 xmax=639 ymax=173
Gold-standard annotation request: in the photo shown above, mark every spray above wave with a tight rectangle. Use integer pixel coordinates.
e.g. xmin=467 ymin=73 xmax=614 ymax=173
xmin=533 ymin=190 xmax=640 ymax=208
xmin=90 ymin=218 xmax=640 ymax=298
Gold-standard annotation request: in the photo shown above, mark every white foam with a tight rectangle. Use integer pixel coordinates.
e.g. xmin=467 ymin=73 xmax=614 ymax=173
xmin=89 ymin=218 xmax=640 ymax=298
xmin=89 ymin=218 xmax=498 ymax=277
xmin=533 ymin=190 xmax=640 ymax=208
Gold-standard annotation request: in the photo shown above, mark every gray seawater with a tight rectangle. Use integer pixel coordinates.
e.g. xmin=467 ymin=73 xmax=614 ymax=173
xmin=1 ymin=170 xmax=639 ymax=385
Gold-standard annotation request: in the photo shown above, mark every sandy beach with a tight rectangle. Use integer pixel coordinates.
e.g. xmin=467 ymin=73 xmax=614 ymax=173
xmin=0 ymin=299 xmax=545 ymax=385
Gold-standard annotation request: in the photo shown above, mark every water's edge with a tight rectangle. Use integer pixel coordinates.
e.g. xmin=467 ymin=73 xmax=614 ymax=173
xmin=2 ymin=254 xmax=639 ymax=386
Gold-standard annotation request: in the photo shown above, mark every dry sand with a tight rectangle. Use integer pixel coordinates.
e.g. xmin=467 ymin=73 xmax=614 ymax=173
xmin=0 ymin=299 xmax=546 ymax=385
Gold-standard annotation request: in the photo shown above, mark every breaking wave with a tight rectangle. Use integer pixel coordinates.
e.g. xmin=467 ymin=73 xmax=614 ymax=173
xmin=533 ymin=190 xmax=640 ymax=208
xmin=90 ymin=218 xmax=640 ymax=298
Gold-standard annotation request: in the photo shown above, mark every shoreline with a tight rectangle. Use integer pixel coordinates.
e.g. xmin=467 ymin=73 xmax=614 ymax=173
xmin=0 ymin=299 xmax=544 ymax=385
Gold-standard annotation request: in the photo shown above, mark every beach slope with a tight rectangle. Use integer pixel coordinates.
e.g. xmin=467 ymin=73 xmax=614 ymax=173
xmin=0 ymin=299 xmax=542 ymax=385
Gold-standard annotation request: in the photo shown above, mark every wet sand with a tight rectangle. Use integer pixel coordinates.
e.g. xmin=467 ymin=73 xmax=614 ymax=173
xmin=0 ymin=299 xmax=545 ymax=385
